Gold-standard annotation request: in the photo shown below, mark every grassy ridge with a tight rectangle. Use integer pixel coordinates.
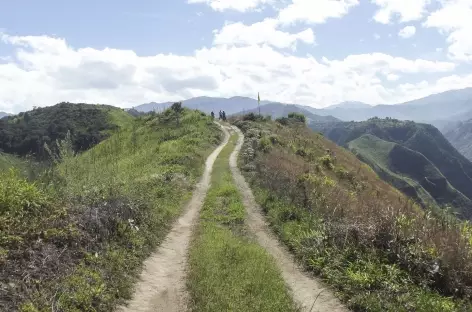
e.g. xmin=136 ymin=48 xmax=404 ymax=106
xmin=1 ymin=109 xmax=221 ymax=311
xmin=235 ymin=116 xmax=472 ymax=311
xmin=187 ymin=131 xmax=298 ymax=312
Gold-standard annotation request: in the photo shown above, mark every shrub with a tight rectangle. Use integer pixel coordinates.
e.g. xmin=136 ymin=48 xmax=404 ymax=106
xmin=319 ymin=155 xmax=334 ymax=170
xmin=259 ymin=136 xmax=272 ymax=153
xmin=287 ymin=112 xmax=306 ymax=123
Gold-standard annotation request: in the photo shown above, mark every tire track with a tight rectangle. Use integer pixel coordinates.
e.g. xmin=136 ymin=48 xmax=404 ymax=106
xmin=118 ymin=123 xmax=230 ymax=312
xmin=229 ymin=125 xmax=347 ymax=312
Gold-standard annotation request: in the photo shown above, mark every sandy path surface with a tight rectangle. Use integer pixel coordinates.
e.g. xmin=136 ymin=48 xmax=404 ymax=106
xmin=118 ymin=123 xmax=230 ymax=312
xmin=229 ymin=125 xmax=348 ymax=312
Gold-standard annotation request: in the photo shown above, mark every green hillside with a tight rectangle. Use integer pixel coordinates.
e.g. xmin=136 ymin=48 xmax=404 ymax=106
xmin=1 ymin=107 xmax=221 ymax=311
xmin=0 ymin=102 xmax=134 ymax=159
xmin=234 ymin=114 xmax=472 ymax=311
xmin=311 ymin=118 xmax=472 ymax=218
xmin=444 ymin=119 xmax=472 ymax=161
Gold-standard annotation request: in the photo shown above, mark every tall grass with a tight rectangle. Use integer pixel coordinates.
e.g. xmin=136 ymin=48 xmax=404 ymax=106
xmin=234 ymin=117 xmax=472 ymax=311
xmin=187 ymin=133 xmax=298 ymax=312
xmin=1 ymin=109 xmax=221 ymax=311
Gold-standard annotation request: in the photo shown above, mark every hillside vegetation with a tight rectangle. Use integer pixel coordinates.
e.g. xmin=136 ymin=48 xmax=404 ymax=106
xmin=444 ymin=119 xmax=472 ymax=161
xmin=1 ymin=108 xmax=221 ymax=311
xmin=234 ymin=114 xmax=472 ymax=311
xmin=0 ymin=103 xmax=134 ymax=160
xmin=311 ymin=118 xmax=472 ymax=218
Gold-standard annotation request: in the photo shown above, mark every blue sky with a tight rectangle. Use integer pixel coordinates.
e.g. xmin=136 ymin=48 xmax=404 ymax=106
xmin=1 ymin=0 xmax=472 ymax=112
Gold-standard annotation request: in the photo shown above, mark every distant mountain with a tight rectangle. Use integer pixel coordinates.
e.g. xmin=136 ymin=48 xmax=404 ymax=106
xmin=0 ymin=112 xmax=10 ymax=119
xmin=134 ymin=96 xmax=270 ymax=115
xmin=305 ymin=88 xmax=472 ymax=124
xmin=443 ymin=119 xmax=472 ymax=161
xmin=134 ymin=88 xmax=472 ymax=124
xmin=325 ymin=101 xmax=372 ymax=110
xmin=311 ymin=118 xmax=472 ymax=218
xmin=234 ymin=103 xmax=340 ymax=124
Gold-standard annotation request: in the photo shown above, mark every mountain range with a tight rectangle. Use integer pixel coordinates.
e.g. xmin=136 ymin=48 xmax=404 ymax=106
xmin=0 ymin=112 xmax=10 ymax=119
xmin=135 ymin=88 xmax=472 ymax=128
xmin=236 ymin=103 xmax=340 ymax=124
xmin=133 ymin=96 xmax=272 ymax=115
xmin=310 ymin=118 xmax=472 ymax=218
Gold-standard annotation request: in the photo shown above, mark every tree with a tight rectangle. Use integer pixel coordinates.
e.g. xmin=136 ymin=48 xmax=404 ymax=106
xmin=171 ymin=102 xmax=183 ymax=126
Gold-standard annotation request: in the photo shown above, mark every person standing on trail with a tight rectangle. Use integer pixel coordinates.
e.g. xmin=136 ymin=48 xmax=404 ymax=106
xmin=211 ymin=111 xmax=215 ymax=119
xmin=219 ymin=110 xmax=222 ymax=120
xmin=222 ymin=111 xmax=227 ymax=121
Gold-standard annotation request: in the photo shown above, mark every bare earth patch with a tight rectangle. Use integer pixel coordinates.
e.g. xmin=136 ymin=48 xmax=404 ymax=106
xmin=229 ymin=125 xmax=348 ymax=312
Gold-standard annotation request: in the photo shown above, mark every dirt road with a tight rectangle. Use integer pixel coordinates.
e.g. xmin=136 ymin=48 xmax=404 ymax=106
xmin=229 ymin=125 xmax=347 ymax=312
xmin=118 ymin=123 xmax=230 ymax=312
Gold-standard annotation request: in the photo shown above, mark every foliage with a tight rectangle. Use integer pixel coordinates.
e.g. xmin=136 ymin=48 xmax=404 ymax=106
xmin=0 ymin=102 xmax=134 ymax=160
xmin=287 ymin=112 xmax=306 ymax=123
xmin=234 ymin=116 xmax=472 ymax=311
xmin=2 ymin=108 xmax=221 ymax=311
xmin=311 ymin=118 xmax=472 ymax=218
xmin=188 ymin=133 xmax=298 ymax=312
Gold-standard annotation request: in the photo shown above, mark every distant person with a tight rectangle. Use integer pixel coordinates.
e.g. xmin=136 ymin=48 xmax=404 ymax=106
xmin=211 ymin=111 xmax=215 ymax=119
xmin=219 ymin=110 xmax=222 ymax=120
xmin=222 ymin=111 xmax=227 ymax=121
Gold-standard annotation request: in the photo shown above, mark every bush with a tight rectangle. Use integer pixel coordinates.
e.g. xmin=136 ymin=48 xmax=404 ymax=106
xmin=319 ymin=155 xmax=334 ymax=170
xmin=287 ymin=112 xmax=306 ymax=123
xmin=259 ymin=136 xmax=272 ymax=153
xmin=243 ymin=113 xmax=265 ymax=122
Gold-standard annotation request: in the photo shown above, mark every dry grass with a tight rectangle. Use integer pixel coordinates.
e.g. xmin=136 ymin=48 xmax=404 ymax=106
xmin=234 ymin=116 xmax=472 ymax=311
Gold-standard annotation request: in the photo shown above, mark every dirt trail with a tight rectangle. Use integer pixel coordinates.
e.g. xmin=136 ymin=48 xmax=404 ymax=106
xmin=229 ymin=126 xmax=348 ymax=312
xmin=118 ymin=123 xmax=230 ymax=312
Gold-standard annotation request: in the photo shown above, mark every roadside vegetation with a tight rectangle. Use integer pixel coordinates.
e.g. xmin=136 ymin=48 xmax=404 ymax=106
xmin=187 ymin=130 xmax=298 ymax=312
xmin=1 ymin=106 xmax=221 ymax=311
xmin=234 ymin=113 xmax=472 ymax=311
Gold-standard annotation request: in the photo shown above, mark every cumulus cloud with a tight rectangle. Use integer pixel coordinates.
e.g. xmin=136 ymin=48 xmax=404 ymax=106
xmin=0 ymin=32 xmax=463 ymax=113
xmin=213 ymin=19 xmax=314 ymax=49
xmin=371 ymin=0 xmax=431 ymax=24
xmin=187 ymin=0 xmax=272 ymax=12
xmin=398 ymin=26 xmax=416 ymax=38
xmin=424 ymin=0 xmax=472 ymax=61
xmin=277 ymin=0 xmax=359 ymax=25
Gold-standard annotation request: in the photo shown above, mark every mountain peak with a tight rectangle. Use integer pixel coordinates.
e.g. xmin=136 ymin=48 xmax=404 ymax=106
xmin=327 ymin=101 xmax=372 ymax=109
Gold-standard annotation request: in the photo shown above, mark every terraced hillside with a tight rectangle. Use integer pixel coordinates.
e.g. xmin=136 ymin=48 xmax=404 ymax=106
xmin=310 ymin=118 xmax=472 ymax=218
xmin=234 ymin=114 xmax=472 ymax=311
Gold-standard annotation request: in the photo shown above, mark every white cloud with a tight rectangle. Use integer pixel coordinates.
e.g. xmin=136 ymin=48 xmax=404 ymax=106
xmin=187 ymin=0 xmax=272 ymax=12
xmin=213 ymin=19 xmax=314 ymax=49
xmin=0 ymin=33 xmax=463 ymax=113
xmin=371 ymin=0 xmax=430 ymax=24
xmin=424 ymin=0 xmax=472 ymax=61
xmin=277 ymin=0 xmax=359 ymax=25
xmin=398 ymin=26 xmax=416 ymax=38
xmin=374 ymin=33 xmax=381 ymax=40
xmin=387 ymin=73 xmax=400 ymax=81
